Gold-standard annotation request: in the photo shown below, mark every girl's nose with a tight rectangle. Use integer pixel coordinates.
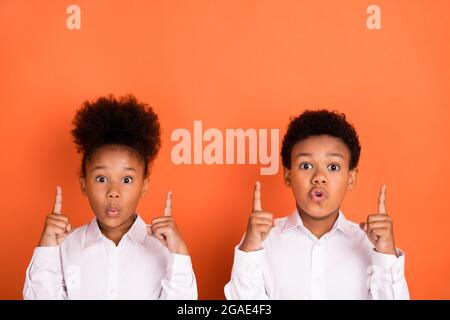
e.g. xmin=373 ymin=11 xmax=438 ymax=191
xmin=107 ymin=187 xmax=120 ymax=199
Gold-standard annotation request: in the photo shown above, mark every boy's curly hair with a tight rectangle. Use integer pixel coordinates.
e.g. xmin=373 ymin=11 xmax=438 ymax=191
xmin=281 ymin=110 xmax=361 ymax=170
xmin=71 ymin=94 xmax=161 ymax=177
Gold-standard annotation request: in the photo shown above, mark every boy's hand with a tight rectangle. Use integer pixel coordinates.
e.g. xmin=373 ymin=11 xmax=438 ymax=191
xmin=360 ymin=185 xmax=398 ymax=256
xmin=38 ymin=186 xmax=73 ymax=247
xmin=147 ymin=191 xmax=189 ymax=255
xmin=240 ymin=181 xmax=276 ymax=252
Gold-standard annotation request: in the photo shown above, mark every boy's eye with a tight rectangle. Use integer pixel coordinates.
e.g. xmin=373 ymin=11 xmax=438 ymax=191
xmin=122 ymin=176 xmax=133 ymax=184
xmin=96 ymin=176 xmax=108 ymax=183
xmin=299 ymin=163 xmax=313 ymax=170
xmin=328 ymin=164 xmax=341 ymax=171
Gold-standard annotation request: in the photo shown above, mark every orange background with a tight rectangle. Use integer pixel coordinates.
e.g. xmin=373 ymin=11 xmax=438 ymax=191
xmin=1 ymin=0 xmax=449 ymax=299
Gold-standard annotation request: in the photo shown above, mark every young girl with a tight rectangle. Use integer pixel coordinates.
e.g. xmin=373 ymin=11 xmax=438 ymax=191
xmin=24 ymin=95 xmax=197 ymax=299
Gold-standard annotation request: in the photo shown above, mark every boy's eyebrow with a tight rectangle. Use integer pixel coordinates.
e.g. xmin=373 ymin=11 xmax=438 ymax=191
xmin=295 ymin=152 xmax=344 ymax=158
xmin=295 ymin=153 xmax=313 ymax=158
xmin=326 ymin=153 xmax=344 ymax=158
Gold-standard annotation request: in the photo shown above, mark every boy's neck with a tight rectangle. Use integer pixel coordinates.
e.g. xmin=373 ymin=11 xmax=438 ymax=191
xmin=297 ymin=207 xmax=340 ymax=240
xmin=97 ymin=214 xmax=137 ymax=246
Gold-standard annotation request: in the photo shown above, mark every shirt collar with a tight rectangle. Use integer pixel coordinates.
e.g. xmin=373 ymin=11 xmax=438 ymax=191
xmin=126 ymin=215 xmax=147 ymax=247
xmin=84 ymin=217 xmax=103 ymax=248
xmin=282 ymin=209 xmax=354 ymax=238
xmin=334 ymin=210 xmax=354 ymax=238
xmin=282 ymin=210 xmax=304 ymax=233
xmin=84 ymin=214 xmax=147 ymax=248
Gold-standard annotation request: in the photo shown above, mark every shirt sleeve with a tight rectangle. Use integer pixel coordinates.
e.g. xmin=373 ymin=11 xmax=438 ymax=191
xmin=368 ymin=248 xmax=410 ymax=300
xmin=159 ymin=253 xmax=198 ymax=300
xmin=224 ymin=245 xmax=270 ymax=300
xmin=23 ymin=246 xmax=67 ymax=300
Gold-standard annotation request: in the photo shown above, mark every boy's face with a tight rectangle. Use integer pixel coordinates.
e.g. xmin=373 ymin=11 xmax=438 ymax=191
xmin=79 ymin=145 xmax=149 ymax=229
xmin=284 ymin=135 xmax=357 ymax=219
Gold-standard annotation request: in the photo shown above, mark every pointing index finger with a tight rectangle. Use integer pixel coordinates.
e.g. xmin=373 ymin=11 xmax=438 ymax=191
xmin=53 ymin=186 xmax=62 ymax=214
xmin=378 ymin=184 xmax=387 ymax=214
xmin=253 ymin=181 xmax=262 ymax=212
xmin=163 ymin=191 xmax=172 ymax=217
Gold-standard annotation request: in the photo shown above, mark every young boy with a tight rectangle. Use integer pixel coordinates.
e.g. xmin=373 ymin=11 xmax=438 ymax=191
xmin=23 ymin=95 xmax=197 ymax=299
xmin=224 ymin=110 xmax=409 ymax=299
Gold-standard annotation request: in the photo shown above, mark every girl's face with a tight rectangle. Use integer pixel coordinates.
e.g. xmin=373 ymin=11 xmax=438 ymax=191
xmin=284 ymin=135 xmax=357 ymax=219
xmin=80 ymin=145 xmax=149 ymax=230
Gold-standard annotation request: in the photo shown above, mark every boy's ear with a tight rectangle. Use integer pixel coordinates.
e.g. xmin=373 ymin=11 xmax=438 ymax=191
xmin=79 ymin=177 xmax=87 ymax=196
xmin=283 ymin=167 xmax=292 ymax=187
xmin=140 ymin=177 xmax=149 ymax=198
xmin=347 ymin=168 xmax=358 ymax=190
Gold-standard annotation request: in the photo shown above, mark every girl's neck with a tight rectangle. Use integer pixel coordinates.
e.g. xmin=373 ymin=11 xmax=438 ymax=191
xmin=98 ymin=214 xmax=137 ymax=246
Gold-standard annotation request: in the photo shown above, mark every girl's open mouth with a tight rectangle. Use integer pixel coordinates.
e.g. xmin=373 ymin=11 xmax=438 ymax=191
xmin=106 ymin=206 xmax=120 ymax=217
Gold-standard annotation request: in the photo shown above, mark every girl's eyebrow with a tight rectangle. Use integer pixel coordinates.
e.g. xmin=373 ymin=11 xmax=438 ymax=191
xmin=92 ymin=165 xmax=107 ymax=171
xmin=91 ymin=165 xmax=137 ymax=172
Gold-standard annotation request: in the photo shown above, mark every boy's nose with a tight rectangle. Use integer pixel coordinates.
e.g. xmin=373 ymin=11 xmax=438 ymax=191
xmin=313 ymin=178 xmax=327 ymax=184
xmin=312 ymin=172 xmax=327 ymax=184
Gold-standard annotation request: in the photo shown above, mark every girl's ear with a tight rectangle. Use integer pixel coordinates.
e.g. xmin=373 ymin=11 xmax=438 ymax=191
xmin=141 ymin=177 xmax=149 ymax=198
xmin=347 ymin=168 xmax=358 ymax=190
xmin=79 ymin=177 xmax=87 ymax=196
xmin=283 ymin=167 xmax=292 ymax=187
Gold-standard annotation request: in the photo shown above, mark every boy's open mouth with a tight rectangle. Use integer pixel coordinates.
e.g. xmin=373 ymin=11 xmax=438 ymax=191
xmin=310 ymin=188 xmax=327 ymax=202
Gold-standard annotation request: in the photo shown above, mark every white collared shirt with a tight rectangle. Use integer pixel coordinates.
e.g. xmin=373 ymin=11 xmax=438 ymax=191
xmin=224 ymin=210 xmax=409 ymax=300
xmin=23 ymin=215 xmax=197 ymax=300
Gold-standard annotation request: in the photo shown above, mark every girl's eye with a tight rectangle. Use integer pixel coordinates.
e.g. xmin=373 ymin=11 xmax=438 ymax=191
xmin=300 ymin=163 xmax=313 ymax=170
xmin=328 ymin=164 xmax=341 ymax=171
xmin=122 ymin=176 xmax=133 ymax=184
xmin=96 ymin=176 xmax=107 ymax=183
